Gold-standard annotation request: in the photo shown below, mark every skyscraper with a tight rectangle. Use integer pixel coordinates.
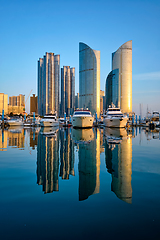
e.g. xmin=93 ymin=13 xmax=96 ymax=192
xmin=106 ymin=40 xmax=132 ymax=113
xmin=38 ymin=52 xmax=60 ymax=116
xmin=79 ymin=42 xmax=100 ymax=117
xmin=61 ymin=66 xmax=75 ymax=116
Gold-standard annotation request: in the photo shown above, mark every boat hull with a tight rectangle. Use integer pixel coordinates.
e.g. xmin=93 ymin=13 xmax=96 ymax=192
xmin=104 ymin=117 xmax=127 ymax=128
xmin=7 ymin=121 xmax=23 ymax=126
xmin=72 ymin=116 xmax=94 ymax=128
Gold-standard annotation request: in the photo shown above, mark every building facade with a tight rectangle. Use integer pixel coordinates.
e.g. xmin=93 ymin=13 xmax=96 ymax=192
xmin=112 ymin=40 xmax=132 ymax=113
xmin=8 ymin=94 xmax=25 ymax=114
xmin=105 ymin=69 xmax=120 ymax=109
xmin=38 ymin=52 xmax=60 ymax=116
xmin=79 ymin=42 xmax=100 ymax=117
xmin=61 ymin=66 xmax=75 ymax=116
xmin=100 ymin=90 xmax=105 ymax=114
xmin=0 ymin=93 xmax=8 ymax=115
xmin=75 ymin=93 xmax=79 ymax=109
xmin=30 ymin=94 xmax=38 ymax=114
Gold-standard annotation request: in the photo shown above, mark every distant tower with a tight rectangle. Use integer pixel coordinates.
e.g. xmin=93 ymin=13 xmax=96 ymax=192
xmin=79 ymin=42 xmax=100 ymax=117
xmin=38 ymin=52 xmax=60 ymax=116
xmin=106 ymin=41 xmax=132 ymax=113
xmin=61 ymin=66 xmax=75 ymax=116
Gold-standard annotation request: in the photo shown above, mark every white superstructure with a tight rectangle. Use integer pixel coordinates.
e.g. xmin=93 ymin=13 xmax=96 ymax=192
xmin=103 ymin=105 xmax=128 ymax=128
xmin=7 ymin=118 xmax=23 ymax=126
xmin=40 ymin=113 xmax=59 ymax=127
xmin=72 ymin=109 xmax=94 ymax=128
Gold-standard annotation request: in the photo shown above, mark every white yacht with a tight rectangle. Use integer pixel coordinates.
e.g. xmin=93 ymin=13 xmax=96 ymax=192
xmin=103 ymin=104 xmax=128 ymax=128
xmin=72 ymin=109 xmax=94 ymax=128
xmin=40 ymin=113 xmax=59 ymax=127
xmin=7 ymin=118 xmax=23 ymax=126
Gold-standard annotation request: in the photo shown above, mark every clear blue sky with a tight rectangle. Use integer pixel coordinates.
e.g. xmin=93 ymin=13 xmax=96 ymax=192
xmin=0 ymin=0 xmax=160 ymax=115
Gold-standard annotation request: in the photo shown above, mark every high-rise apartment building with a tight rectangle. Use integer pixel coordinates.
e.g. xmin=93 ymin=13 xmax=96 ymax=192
xmin=105 ymin=40 xmax=132 ymax=113
xmin=79 ymin=42 xmax=100 ymax=117
xmin=38 ymin=52 xmax=60 ymax=116
xmin=0 ymin=93 xmax=8 ymax=115
xmin=30 ymin=94 xmax=38 ymax=114
xmin=61 ymin=66 xmax=75 ymax=116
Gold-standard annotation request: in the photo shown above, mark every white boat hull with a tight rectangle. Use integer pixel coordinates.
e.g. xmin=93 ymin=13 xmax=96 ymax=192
xmin=7 ymin=121 xmax=23 ymax=126
xmin=72 ymin=116 xmax=94 ymax=128
xmin=104 ymin=117 xmax=128 ymax=128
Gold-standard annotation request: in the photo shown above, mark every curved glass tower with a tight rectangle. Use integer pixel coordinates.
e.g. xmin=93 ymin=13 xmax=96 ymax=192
xmin=79 ymin=42 xmax=100 ymax=117
xmin=105 ymin=69 xmax=120 ymax=109
xmin=112 ymin=40 xmax=132 ymax=113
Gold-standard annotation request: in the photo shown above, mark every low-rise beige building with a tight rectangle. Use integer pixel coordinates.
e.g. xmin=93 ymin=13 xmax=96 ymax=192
xmin=0 ymin=93 xmax=8 ymax=115
xmin=9 ymin=94 xmax=25 ymax=114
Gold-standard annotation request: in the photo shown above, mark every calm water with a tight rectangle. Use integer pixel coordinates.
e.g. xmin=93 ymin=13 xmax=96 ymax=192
xmin=0 ymin=126 xmax=160 ymax=240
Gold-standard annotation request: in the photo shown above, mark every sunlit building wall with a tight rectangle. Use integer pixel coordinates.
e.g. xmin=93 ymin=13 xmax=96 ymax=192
xmin=0 ymin=93 xmax=8 ymax=115
xmin=30 ymin=94 xmax=38 ymax=114
xmin=8 ymin=94 xmax=25 ymax=114
xmin=112 ymin=40 xmax=132 ymax=113
xmin=38 ymin=52 xmax=60 ymax=116
xmin=61 ymin=66 xmax=75 ymax=116
xmin=79 ymin=42 xmax=100 ymax=117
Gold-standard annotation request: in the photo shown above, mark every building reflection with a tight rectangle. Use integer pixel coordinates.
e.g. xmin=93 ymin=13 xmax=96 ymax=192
xmin=72 ymin=128 xmax=100 ymax=201
xmin=0 ymin=127 xmax=25 ymax=150
xmin=0 ymin=129 xmax=8 ymax=151
xmin=59 ymin=128 xmax=75 ymax=179
xmin=37 ymin=127 xmax=59 ymax=193
xmin=30 ymin=128 xmax=39 ymax=149
xmin=104 ymin=128 xmax=132 ymax=204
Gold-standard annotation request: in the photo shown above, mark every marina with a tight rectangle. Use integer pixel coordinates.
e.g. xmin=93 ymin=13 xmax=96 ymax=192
xmin=0 ymin=126 xmax=160 ymax=240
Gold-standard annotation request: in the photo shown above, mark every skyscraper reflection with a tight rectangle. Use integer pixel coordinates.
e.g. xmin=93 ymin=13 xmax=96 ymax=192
xmin=37 ymin=127 xmax=59 ymax=193
xmin=72 ymin=128 xmax=100 ymax=201
xmin=8 ymin=127 xmax=25 ymax=149
xmin=59 ymin=128 xmax=75 ymax=179
xmin=104 ymin=128 xmax=132 ymax=204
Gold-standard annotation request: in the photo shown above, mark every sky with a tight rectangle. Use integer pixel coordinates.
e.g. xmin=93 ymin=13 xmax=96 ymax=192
xmin=0 ymin=0 xmax=160 ymax=115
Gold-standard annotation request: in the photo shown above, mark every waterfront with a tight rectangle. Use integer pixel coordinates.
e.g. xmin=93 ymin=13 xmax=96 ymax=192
xmin=0 ymin=127 xmax=160 ymax=240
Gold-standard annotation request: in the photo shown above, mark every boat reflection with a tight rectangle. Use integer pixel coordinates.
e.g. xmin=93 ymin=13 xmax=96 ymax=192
xmin=105 ymin=127 xmax=132 ymax=204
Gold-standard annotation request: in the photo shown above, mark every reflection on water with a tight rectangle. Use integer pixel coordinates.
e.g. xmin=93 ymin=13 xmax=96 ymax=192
xmin=1 ymin=126 xmax=159 ymax=202
xmin=104 ymin=128 xmax=132 ymax=203
xmin=73 ymin=128 xmax=100 ymax=201
xmin=60 ymin=128 xmax=75 ymax=179
xmin=37 ymin=127 xmax=59 ymax=193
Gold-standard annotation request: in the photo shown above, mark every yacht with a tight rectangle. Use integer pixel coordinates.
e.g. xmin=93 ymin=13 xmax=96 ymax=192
xmin=103 ymin=104 xmax=128 ymax=128
xmin=7 ymin=118 xmax=23 ymax=127
xmin=40 ymin=113 xmax=59 ymax=127
xmin=72 ymin=109 xmax=94 ymax=128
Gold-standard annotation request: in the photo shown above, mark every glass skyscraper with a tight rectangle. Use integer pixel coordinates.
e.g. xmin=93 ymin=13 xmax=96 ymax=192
xmin=106 ymin=40 xmax=132 ymax=113
xmin=79 ymin=42 xmax=100 ymax=117
xmin=38 ymin=52 xmax=60 ymax=116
